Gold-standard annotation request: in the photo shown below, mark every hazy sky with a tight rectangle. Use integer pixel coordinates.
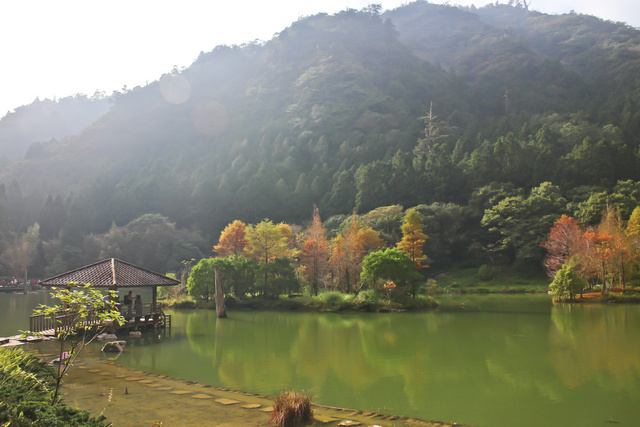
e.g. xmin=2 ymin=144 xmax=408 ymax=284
xmin=1 ymin=0 xmax=638 ymax=117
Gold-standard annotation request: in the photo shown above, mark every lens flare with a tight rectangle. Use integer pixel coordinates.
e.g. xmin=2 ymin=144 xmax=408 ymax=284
xmin=159 ymin=74 xmax=191 ymax=104
xmin=193 ymin=100 xmax=229 ymax=136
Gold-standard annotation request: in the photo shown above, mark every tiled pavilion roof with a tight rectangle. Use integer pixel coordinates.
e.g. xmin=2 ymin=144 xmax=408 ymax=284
xmin=38 ymin=258 xmax=179 ymax=288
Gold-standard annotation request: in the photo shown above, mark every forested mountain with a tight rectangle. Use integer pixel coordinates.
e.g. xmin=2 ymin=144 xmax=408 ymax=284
xmin=1 ymin=1 xmax=640 ymax=277
xmin=0 ymin=94 xmax=111 ymax=162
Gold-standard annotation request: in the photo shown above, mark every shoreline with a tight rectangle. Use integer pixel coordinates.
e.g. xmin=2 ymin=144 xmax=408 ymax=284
xmin=63 ymin=356 xmax=467 ymax=426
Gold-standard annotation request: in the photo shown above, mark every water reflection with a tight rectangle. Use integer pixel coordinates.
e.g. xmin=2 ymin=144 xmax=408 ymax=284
xmin=3 ymin=293 xmax=640 ymax=426
xmin=550 ymin=303 xmax=640 ymax=393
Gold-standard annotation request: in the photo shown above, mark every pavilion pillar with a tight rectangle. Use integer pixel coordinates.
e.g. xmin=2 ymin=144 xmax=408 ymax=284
xmin=152 ymin=286 xmax=159 ymax=329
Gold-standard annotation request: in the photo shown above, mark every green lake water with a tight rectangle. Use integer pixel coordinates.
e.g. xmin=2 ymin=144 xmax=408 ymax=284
xmin=2 ymin=291 xmax=640 ymax=426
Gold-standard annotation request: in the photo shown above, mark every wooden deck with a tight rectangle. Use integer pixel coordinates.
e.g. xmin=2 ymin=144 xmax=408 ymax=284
xmin=29 ymin=303 xmax=171 ymax=336
xmin=0 ymin=286 xmax=24 ymax=293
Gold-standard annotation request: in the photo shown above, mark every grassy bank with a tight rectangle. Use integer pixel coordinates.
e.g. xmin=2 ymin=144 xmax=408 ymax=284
xmin=0 ymin=348 xmax=107 ymax=426
xmin=161 ymin=290 xmax=438 ymax=312
xmin=159 ymin=266 xmax=553 ymax=311
xmin=431 ymin=266 xmax=549 ymax=294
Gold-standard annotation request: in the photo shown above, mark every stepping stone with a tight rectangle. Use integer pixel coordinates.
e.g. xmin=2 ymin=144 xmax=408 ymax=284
xmin=241 ymin=404 xmax=261 ymax=409
xmin=156 ymin=387 xmax=173 ymax=391
xmin=192 ymin=394 xmax=214 ymax=399
xmin=124 ymin=377 xmax=142 ymax=381
xmin=337 ymin=421 xmax=362 ymax=426
xmin=170 ymin=390 xmax=192 ymax=395
xmin=314 ymin=415 xmax=338 ymax=423
xmin=115 ymin=375 xmax=127 ymax=378
xmin=215 ymin=398 xmax=240 ymax=405
xmin=260 ymin=406 xmax=274 ymax=412
xmin=138 ymin=380 xmax=153 ymax=384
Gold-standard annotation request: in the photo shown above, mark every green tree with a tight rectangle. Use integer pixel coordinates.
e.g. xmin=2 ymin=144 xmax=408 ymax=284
xmin=187 ymin=258 xmax=216 ymax=301
xmin=256 ymin=257 xmax=300 ymax=297
xmin=215 ymin=255 xmax=258 ymax=298
xmin=0 ymin=223 xmax=40 ymax=291
xmin=361 ymin=247 xmax=422 ymax=298
xmin=482 ymin=182 xmax=566 ymax=263
xmin=28 ymin=284 xmax=124 ymax=404
xmin=549 ymin=259 xmax=586 ymax=301
xmin=99 ymin=214 xmax=204 ymax=273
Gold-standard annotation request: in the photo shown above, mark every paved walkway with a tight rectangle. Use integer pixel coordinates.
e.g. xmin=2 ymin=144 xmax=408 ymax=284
xmin=62 ymin=358 xmax=466 ymax=426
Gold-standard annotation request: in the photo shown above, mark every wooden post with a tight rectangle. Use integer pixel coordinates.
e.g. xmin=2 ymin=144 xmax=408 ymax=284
xmin=214 ymin=265 xmax=227 ymax=318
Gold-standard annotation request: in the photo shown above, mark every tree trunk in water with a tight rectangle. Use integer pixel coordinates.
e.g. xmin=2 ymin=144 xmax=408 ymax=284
xmin=23 ymin=268 xmax=28 ymax=294
xmin=215 ymin=265 xmax=227 ymax=318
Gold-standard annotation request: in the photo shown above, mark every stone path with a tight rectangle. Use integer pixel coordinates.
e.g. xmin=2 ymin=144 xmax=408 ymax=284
xmin=62 ymin=359 xmax=466 ymax=426
xmin=0 ymin=334 xmax=56 ymax=347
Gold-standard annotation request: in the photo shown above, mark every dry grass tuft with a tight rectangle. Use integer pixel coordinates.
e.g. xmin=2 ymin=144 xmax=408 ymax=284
xmin=270 ymin=390 xmax=314 ymax=427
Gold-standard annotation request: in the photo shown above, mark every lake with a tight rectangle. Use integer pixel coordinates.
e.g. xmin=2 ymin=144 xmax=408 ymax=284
xmin=2 ymin=291 xmax=639 ymax=426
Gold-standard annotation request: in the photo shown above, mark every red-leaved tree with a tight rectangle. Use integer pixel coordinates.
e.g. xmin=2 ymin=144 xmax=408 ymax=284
xmin=300 ymin=206 xmax=330 ymax=296
xmin=541 ymin=215 xmax=582 ymax=279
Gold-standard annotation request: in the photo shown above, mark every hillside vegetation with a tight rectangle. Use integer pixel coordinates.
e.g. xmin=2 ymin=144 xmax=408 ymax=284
xmin=0 ymin=2 xmax=639 ymax=281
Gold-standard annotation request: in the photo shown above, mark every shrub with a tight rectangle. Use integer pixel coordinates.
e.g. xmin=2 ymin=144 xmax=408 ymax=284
xmin=549 ymin=260 xmax=586 ymax=301
xmin=270 ymin=390 xmax=313 ymax=427
xmin=317 ymin=291 xmax=344 ymax=306
xmin=397 ymin=295 xmax=438 ymax=310
xmin=0 ymin=348 xmax=107 ymax=426
xmin=477 ymin=264 xmax=493 ymax=281
xmin=424 ymin=278 xmax=439 ymax=295
xmin=355 ymin=288 xmax=380 ymax=303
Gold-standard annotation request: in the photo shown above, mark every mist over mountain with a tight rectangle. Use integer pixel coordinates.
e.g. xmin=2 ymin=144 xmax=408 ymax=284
xmin=1 ymin=1 xmax=640 ymax=275
xmin=0 ymin=95 xmax=111 ymax=162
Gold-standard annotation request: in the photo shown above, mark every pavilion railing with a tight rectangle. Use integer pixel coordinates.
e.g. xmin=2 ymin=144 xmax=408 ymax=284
xmin=29 ymin=310 xmax=103 ymax=334
xmin=30 ymin=304 xmax=169 ymax=333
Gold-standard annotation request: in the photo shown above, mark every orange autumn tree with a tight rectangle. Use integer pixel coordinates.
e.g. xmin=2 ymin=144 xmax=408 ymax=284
xmin=330 ymin=213 xmax=384 ymax=294
xmin=397 ymin=208 xmax=428 ymax=270
xmin=300 ymin=206 xmax=330 ymax=296
xmin=541 ymin=215 xmax=582 ymax=279
xmin=580 ymin=229 xmax=614 ymax=296
xmin=598 ymin=207 xmax=630 ymax=291
xmin=214 ymin=220 xmax=249 ymax=257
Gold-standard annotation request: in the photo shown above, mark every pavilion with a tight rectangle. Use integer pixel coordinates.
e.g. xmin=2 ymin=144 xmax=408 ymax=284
xmin=33 ymin=258 xmax=179 ymax=333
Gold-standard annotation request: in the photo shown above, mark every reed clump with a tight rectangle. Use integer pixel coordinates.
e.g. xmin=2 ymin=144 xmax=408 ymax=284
xmin=270 ymin=390 xmax=313 ymax=427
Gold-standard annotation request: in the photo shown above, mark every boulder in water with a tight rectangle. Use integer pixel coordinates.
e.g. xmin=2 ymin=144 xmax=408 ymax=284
xmin=101 ymin=341 xmax=124 ymax=353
